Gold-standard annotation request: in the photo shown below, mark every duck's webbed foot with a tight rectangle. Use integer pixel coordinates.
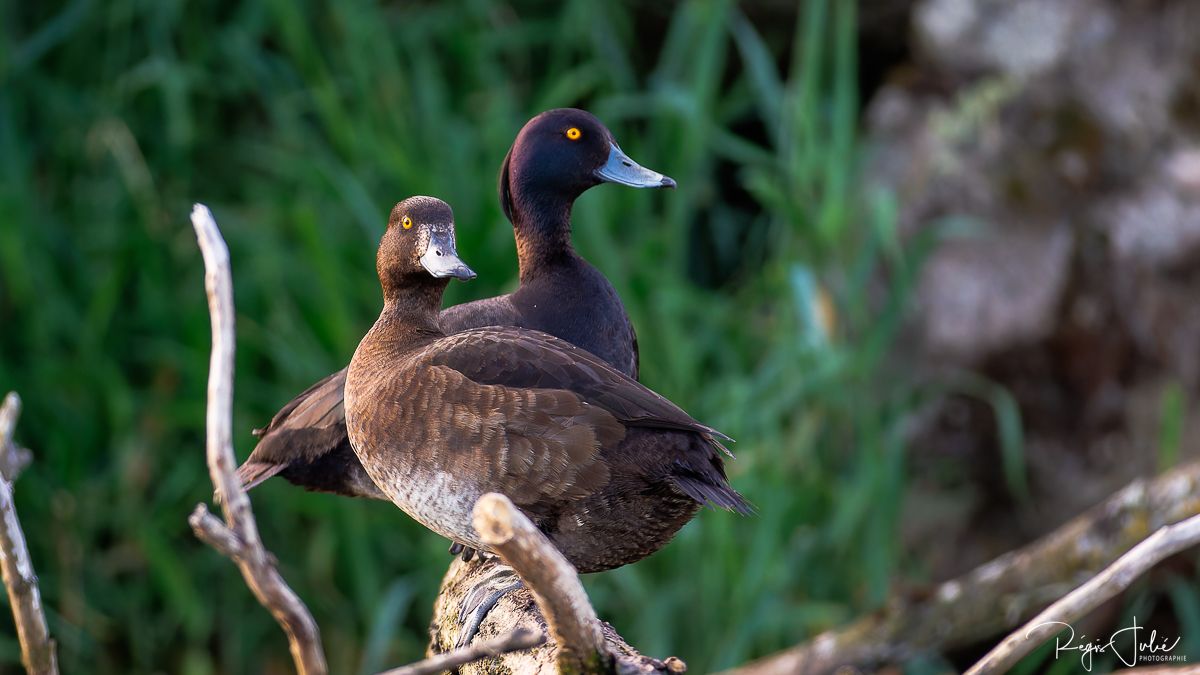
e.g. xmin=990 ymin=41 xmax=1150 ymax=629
xmin=455 ymin=565 xmax=523 ymax=649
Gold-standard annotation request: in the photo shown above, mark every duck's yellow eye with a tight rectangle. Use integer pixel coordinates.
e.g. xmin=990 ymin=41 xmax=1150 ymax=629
xmin=401 ymin=216 xmax=413 ymax=230
xmin=565 ymin=127 xmax=582 ymax=141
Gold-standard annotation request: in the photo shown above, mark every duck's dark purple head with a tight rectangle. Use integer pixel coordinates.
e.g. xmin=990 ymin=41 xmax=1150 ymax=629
xmin=499 ymin=108 xmax=676 ymax=223
xmin=377 ymin=196 xmax=476 ymax=295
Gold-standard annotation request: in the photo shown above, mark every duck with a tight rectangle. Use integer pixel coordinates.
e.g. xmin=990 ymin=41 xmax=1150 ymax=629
xmin=344 ymin=195 xmax=750 ymax=579
xmin=237 ymin=109 xmax=675 ymax=502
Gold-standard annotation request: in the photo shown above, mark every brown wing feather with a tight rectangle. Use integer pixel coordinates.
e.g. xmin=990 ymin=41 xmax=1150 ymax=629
xmin=252 ymin=368 xmax=347 ymax=441
xmin=356 ymin=361 xmax=621 ymax=509
xmin=236 ymin=461 xmax=286 ymax=491
xmin=426 ymin=328 xmax=729 ymax=440
xmin=236 ymin=368 xmax=388 ymax=497
xmin=244 ymin=368 xmax=349 ymax=472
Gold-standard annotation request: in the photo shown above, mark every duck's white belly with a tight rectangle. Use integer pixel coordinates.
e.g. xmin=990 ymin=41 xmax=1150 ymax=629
xmin=344 ymin=362 xmax=490 ymax=550
xmin=358 ymin=453 xmax=489 ymax=551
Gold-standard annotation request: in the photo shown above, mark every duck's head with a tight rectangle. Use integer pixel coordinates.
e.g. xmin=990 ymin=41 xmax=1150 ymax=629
xmin=377 ymin=196 xmax=476 ymax=294
xmin=499 ymin=108 xmax=676 ymax=222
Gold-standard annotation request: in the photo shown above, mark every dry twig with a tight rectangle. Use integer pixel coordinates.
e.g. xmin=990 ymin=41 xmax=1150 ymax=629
xmin=376 ymin=627 xmax=544 ymax=675
xmin=722 ymin=461 xmax=1200 ymax=675
xmin=967 ymin=512 xmax=1200 ymax=674
xmin=0 ymin=392 xmax=58 ymax=675
xmin=188 ymin=203 xmax=327 ymax=675
xmin=472 ymin=492 xmax=609 ymax=672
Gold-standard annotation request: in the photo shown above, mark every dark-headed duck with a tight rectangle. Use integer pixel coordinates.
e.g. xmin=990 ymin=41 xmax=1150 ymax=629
xmin=345 ymin=195 xmax=748 ymax=576
xmin=238 ymin=109 xmax=674 ymax=500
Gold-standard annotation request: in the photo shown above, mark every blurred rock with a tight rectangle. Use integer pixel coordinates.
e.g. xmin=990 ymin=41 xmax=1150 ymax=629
xmin=916 ymin=0 xmax=1085 ymax=79
xmin=866 ymin=0 xmax=1200 ymax=573
xmin=1168 ymin=149 xmax=1200 ymax=193
xmin=918 ymin=227 xmax=1072 ymax=360
xmin=1102 ymin=179 xmax=1200 ymax=273
xmin=870 ymin=0 xmax=1200 ymax=366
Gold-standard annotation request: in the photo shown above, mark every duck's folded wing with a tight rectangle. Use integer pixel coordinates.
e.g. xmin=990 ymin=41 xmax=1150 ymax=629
xmin=252 ymin=368 xmax=347 ymax=441
xmin=237 ymin=368 xmax=366 ymax=492
xmin=425 ymin=328 xmax=729 ymax=441
xmin=365 ymin=363 xmax=620 ymax=508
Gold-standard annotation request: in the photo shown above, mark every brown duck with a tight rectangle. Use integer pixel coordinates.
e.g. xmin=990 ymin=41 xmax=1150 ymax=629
xmin=239 ymin=109 xmax=675 ymax=501
xmin=344 ymin=196 xmax=750 ymax=577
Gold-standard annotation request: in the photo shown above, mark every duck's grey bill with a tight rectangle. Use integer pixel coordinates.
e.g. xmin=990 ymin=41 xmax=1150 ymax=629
xmin=420 ymin=230 xmax=476 ymax=280
xmin=596 ymin=143 xmax=677 ymax=189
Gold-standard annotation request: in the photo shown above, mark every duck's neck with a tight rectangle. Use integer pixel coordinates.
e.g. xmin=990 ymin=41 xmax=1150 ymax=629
xmin=511 ymin=190 xmax=580 ymax=283
xmin=378 ymin=277 xmax=448 ymax=338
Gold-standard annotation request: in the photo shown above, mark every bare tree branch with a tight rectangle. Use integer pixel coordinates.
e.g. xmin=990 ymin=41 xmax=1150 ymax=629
xmin=429 ymin=557 xmax=685 ymax=674
xmin=0 ymin=439 xmax=31 ymax=485
xmin=376 ymin=627 xmax=544 ymax=675
xmin=967 ymin=512 xmax=1200 ymax=674
xmin=721 ymin=460 xmax=1200 ymax=675
xmin=472 ymin=492 xmax=609 ymax=672
xmin=0 ymin=392 xmax=58 ymax=675
xmin=188 ymin=504 xmax=247 ymax=562
xmin=188 ymin=203 xmax=327 ymax=675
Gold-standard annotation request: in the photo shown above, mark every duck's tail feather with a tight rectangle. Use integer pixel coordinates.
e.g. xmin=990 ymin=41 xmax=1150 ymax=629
xmin=236 ymin=460 xmax=286 ymax=492
xmin=213 ymin=460 xmax=284 ymax=505
xmin=670 ymin=461 xmax=754 ymax=515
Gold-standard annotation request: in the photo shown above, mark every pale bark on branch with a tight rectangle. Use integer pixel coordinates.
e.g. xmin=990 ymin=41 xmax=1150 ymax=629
xmin=429 ymin=557 xmax=688 ymax=674
xmin=188 ymin=204 xmax=327 ymax=675
xmin=721 ymin=461 xmax=1200 ymax=675
xmin=472 ymin=492 xmax=607 ymax=671
xmin=967 ymin=511 xmax=1200 ymax=674
xmin=376 ymin=627 xmax=544 ymax=675
xmin=425 ymin=493 xmax=688 ymax=674
xmin=0 ymin=392 xmax=58 ymax=675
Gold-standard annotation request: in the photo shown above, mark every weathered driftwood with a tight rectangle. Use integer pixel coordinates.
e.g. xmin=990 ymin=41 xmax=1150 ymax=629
xmin=378 ymin=627 xmax=544 ymax=675
xmin=0 ymin=392 xmax=58 ymax=675
xmin=473 ymin=493 xmax=607 ymax=671
xmin=427 ymin=493 xmax=689 ymax=674
xmin=430 ymin=557 xmax=687 ymax=674
xmin=968 ymin=511 xmax=1200 ymax=674
xmin=721 ymin=461 xmax=1200 ymax=675
xmin=187 ymin=204 xmax=328 ymax=675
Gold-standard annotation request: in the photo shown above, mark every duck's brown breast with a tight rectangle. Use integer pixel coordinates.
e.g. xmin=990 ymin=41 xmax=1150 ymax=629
xmin=345 ymin=345 xmax=621 ymax=550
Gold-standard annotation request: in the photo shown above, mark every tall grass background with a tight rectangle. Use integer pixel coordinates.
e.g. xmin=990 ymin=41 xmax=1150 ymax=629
xmin=0 ymin=1 xmax=951 ymax=672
